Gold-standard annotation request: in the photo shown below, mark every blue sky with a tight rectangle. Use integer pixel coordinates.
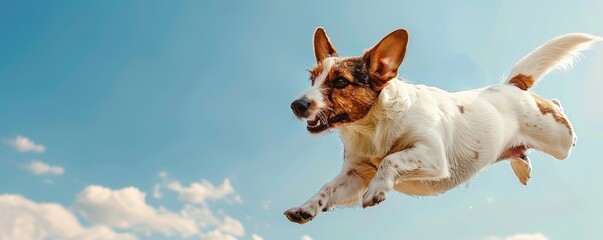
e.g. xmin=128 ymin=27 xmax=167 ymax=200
xmin=1 ymin=1 xmax=602 ymax=239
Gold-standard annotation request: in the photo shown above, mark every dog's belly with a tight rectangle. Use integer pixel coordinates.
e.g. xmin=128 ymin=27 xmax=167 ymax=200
xmin=393 ymin=155 xmax=495 ymax=196
xmin=394 ymin=178 xmax=459 ymax=196
xmin=393 ymin=159 xmax=484 ymax=197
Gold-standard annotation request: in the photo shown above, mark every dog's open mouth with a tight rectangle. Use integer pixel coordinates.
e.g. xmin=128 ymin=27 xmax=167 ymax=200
xmin=306 ymin=113 xmax=350 ymax=133
xmin=306 ymin=117 xmax=329 ymax=133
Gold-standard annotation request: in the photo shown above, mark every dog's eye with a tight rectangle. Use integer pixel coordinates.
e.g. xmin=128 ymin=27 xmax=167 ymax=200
xmin=333 ymin=77 xmax=350 ymax=89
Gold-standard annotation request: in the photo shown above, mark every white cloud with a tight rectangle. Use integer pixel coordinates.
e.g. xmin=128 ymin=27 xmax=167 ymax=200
xmin=73 ymin=185 xmax=199 ymax=238
xmin=25 ymin=160 xmax=64 ymax=175
xmin=5 ymin=135 xmax=45 ymax=153
xmin=73 ymin=183 xmax=245 ymax=240
xmin=252 ymin=234 xmax=264 ymax=240
xmin=483 ymin=233 xmax=548 ymax=240
xmin=214 ymin=216 xmax=244 ymax=237
xmin=203 ymin=231 xmax=237 ymax=240
xmin=193 ymin=211 xmax=246 ymax=240
xmin=0 ymin=194 xmax=137 ymax=240
xmin=505 ymin=233 xmax=548 ymax=240
xmin=152 ymin=184 xmax=162 ymax=199
xmin=1 ymin=175 xmax=246 ymax=240
xmin=162 ymin=174 xmax=241 ymax=204
xmin=301 ymin=235 xmax=313 ymax=240
xmin=180 ymin=204 xmax=220 ymax=228
xmin=179 ymin=204 xmax=245 ymax=240
xmin=198 ymin=216 xmax=245 ymax=240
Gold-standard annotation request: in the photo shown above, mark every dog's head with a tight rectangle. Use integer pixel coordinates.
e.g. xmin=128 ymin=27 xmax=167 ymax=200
xmin=291 ymin=28 xmax=409 ymax=134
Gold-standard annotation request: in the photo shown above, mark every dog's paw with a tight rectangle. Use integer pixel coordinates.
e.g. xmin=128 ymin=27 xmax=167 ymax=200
xmin=284 ymin=207 xmax=315 ymax=224
xmin=511 ymin=156 xmax=532 ymax=186
xmin=362 ymin=187 xmax=387 ymax=208
xmin=362 ymin=191 xmax=386 ymax=208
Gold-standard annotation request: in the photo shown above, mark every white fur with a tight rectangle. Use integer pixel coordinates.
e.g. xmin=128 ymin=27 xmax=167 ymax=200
xmin=285 ymin=33 xmax=600 ymax=223
xmin=507 ymin=33 xmax=601 ymax=84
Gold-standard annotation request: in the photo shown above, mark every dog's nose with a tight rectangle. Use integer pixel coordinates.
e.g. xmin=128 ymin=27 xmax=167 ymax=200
xmin=291 ymin=98 xmax=310 ymax=117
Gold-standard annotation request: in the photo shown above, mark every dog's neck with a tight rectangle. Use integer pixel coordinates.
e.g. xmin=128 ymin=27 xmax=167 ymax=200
xmin=338 ymin=79 xmax=418 ymax=158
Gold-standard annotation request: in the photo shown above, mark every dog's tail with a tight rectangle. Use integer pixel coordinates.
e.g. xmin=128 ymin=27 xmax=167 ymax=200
xmin=506 ymin=33 xmax=601 ymax=90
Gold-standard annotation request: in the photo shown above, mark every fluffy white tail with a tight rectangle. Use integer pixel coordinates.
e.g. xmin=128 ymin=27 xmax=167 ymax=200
xmin=506 ymin=33 xmax=601 ymax=90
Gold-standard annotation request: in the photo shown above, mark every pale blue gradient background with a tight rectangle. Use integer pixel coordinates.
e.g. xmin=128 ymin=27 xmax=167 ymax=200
xmin=1 ymin=0 xmax=602 ymax=239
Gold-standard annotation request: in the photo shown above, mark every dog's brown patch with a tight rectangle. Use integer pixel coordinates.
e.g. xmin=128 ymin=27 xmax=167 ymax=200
xmin=309 ymin=57 xmax=381 ymax=126
xmin=386 ymin=132 xmax=415 ymax=155
xmin=458 ymin=105 xmax=465 ymax=114
xmin=308 ymin=64 xmax=324 ymax=85
xmin=350 ymin=160 xmax=380 ymax=186
xmin=530 ymin=93 xmax=573 ymax=135
xmin=498 ymin=145 xmax=527 ymax=160
xmin=396 ymin=169 xmax=414 ymax=176
xmin=509 ymin=74 xmax=534 ymax=90
xmin=328 ymin=58 xmax=379 ymax=123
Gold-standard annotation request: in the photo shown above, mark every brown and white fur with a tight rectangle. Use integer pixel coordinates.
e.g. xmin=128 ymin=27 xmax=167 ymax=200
xmin=285 ymin=28 xmax=600 ymax=224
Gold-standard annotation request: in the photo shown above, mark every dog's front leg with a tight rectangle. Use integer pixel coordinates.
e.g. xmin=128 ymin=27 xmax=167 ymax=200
xmin=362 ymin=134 xmax=448 ymax=208
xmin=284 ymin=158 xmax=373 ymax=224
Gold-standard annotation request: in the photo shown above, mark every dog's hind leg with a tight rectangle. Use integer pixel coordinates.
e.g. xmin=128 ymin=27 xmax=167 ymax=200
xmin=284 ymin=158 xmax=374 ymax=224
xmin=521 ymin=93 xmax=576 ymax=160
xmin=511 ymin=154 xmax=532 ymax=185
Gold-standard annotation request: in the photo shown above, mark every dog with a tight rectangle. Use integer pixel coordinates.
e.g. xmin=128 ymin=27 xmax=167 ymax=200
xmin=285 ymin=27 xmax=600 ymax=224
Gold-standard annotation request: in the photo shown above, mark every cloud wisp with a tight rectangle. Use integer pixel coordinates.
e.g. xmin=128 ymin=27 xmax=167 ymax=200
xmin=25 ymin=160 xmax=65 ymax=175
xmin=251 ymin=234 xmax=264 ymax=240
xmin=482 ymin=233 xmax=549 ymax=240
xmin=160 ymin=172 xmax=243 ymax=205
xmin=5 ymin=135 xmax=46 ymax=153
xmin=301 ymin=235 xmax=314 ymax=240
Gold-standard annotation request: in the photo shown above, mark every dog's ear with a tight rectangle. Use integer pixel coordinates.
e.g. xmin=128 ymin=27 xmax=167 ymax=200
xmin=314 ymin=27 xmax=339 ymax=63
xmin=364 ymin=29 xmax=409 ymax=90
